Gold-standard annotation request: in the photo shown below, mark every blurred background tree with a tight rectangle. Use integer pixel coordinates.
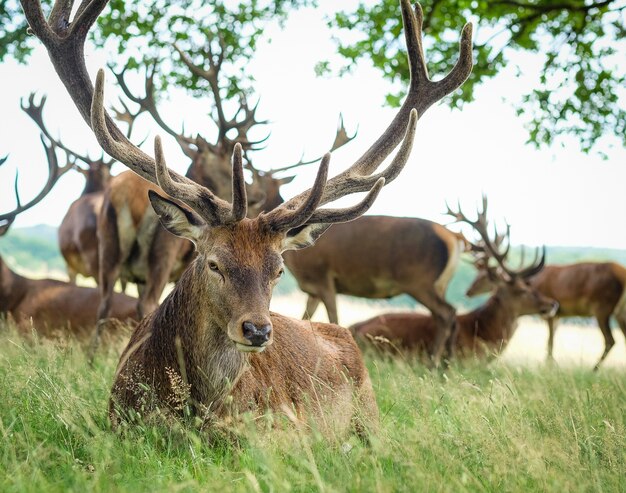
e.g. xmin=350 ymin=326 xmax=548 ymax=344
xmin=1 ymin=0 xmax=314 ymax=120
xmin=320 ymin=0 xmax=626 ymax=154
xmin=2 ymin=0 xmax=624 ymax=153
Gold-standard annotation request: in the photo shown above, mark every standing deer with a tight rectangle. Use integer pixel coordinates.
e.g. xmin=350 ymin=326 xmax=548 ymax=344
xmin=352 ymin=198 xmax=558 ymax=360
xmin=21 ymin=0 xmax=472 ymax=430
xmin=94 ymin=52 xmax=351 ymax=328
xmin=283 ymin=216 xmax=468 ymax=362
xmin=467 ymin=260 xmax=626 ymax=369
xmin=0 ymin=143 xmax=138 ymax=336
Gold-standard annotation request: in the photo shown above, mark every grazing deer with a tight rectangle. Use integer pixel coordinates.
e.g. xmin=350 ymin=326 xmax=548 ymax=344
xmin=94 ymin=51 xmax=352 ymax=326
xmin=352 ymin=198 xmax=558 ymax=360
xmin=20 ymin=93 xmax=118 ymax=285
xmin=21 ymin=0 xmax=472 ymax=431
xmin=467 ymin=261 xmax=626 ymax=369
xmin=283 ymin=216 xmax=467 ymax=362
xmin=0 ymin=146 xmax=138 ymax=336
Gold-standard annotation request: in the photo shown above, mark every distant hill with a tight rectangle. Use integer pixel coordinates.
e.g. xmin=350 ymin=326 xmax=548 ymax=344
xmin=1 ymin=225 xmax=625 ymax=312
xmin=0 ymin=224 xmax=65 ymax=275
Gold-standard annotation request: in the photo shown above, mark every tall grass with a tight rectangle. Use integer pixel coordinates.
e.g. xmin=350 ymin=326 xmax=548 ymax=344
xmin=0 ymin=321 xmax=624 ymax=492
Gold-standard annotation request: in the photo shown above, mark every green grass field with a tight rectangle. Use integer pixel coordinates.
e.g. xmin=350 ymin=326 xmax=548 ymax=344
xmin=0 ymin=320 xmax=624 ymax=493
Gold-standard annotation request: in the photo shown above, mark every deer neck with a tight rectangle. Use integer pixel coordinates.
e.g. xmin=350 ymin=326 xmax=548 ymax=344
xmin=148 ymin=261 xmax=248 ymax=411
xmin=464 ymin=295 xmax=518 ymax=346
xmin=81 ymin=180 xmax=103 ymax=195
xmin=0 ymin=263 xmax=29 ymax=313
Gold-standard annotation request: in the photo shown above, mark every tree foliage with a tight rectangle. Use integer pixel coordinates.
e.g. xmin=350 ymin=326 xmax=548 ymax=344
xmin=323 ymin=0 xmax=626 ymax=154
xmin=2 ymin=0 xmax=314 ymax=102
xmin=3 ymin=1 xmax=624 ymax=153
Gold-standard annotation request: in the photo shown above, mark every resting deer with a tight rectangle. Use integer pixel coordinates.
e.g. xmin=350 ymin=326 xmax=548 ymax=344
xmin=0 ymin=145 xmax=138 ymax=336
xmin=352 ymin=198 xmax=558 ymax=360
xmin=467 ymin=261 xmax=626 ymax=369
xmin=0 ymin=255 xmax=138 ymax=337
xmin=283 ymin=216 xmax=468 ymax=362
xmin=95 ymin=49 xmax=353 ymax=326
xmin=20 ymin=0 xmax=472 ymax=431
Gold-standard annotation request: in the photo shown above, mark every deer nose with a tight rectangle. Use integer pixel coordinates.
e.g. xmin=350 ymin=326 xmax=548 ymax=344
xmin=242 ymin=321 xmax=272 ymax=347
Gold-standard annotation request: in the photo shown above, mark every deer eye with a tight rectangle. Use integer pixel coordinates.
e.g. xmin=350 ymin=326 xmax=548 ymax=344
xmin=209 ymin=261 xmax=220 ymax=272
xmin=277 ymin=268 xmax=284 ymax=278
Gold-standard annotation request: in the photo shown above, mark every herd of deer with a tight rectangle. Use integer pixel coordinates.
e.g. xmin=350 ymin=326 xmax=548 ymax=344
xmin=0 ymin=0 xmax=624 ymax=436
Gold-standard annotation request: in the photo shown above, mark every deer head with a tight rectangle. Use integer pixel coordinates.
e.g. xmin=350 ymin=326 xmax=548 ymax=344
xmin=20 ymin=93 xmax=121 ymax=195
xmin=447 ymin=196 xmax=558 ymax=318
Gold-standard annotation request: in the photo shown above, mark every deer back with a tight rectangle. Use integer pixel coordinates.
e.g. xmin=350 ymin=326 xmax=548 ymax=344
xmin=284 ymin=216 xmax=461 ymax=298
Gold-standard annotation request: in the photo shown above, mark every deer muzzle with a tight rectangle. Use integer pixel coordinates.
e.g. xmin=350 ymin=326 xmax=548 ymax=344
xmin=229 ymin=317 xmax=273 ymax=353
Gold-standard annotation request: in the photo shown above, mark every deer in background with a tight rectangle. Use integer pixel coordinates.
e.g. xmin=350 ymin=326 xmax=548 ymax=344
xmin=283 ymin=216 xmax=468 ymax=363
xmin=94 ymin=47 xmax=353 ymax=327
xmin=20 ymin=93 xmax=122 ymax=285
xmin=0 ymin=141 xmax=138 ymax=336
xmin=467 ymin=260 xmax=626 ymax=370
xmin=352 ymin=197 xmax=558 ymax=360
xmin=21 ymin=0 xmax=472 ymax=429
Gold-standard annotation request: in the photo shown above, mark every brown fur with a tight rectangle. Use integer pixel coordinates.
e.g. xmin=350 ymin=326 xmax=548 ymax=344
xmin=109 ymin=218 xmax=378 ymax=436
xmin=353 ymin=276 xmax=557 ymax=360
xmin=58 ymin=160 xmax=112 ymax=284
xmin=283 ymin=216 xmax=464 ymax=363
xmin=468 ymin=262 xmax=626 ymax=368
xmin=0 ymin=255 xmax=138 ymax=337
xmin=96 ymin=171 xmax=195 ymax=320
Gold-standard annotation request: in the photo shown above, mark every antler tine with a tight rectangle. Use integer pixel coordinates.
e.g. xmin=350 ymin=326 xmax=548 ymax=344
xmin=173 ymin=42 xmax=230 ymax=142
xmin=507 ymin=245 xmax=546 ymax=280
xmin=91 ymin=69 xmax=205 ymax=189
xmin=304 ymin=177 xmax=385 ymax=225
xmin=152 ymin=136 xmax=236 ymax=225
xmin=111 ymin=97 xmax=143 ymax=139
xmin=276 ymin=0 xmax=472 ymax=214
xmin=21 ymin=92 xmax=93 ymax=165
xmin=264 ymin=154 xmax=330 ymax=231
xmin=0 ymin=134 xmax=74 ymax=232
xmin=111 ymin=64 xmax=196 ymax=151
xmin=516 ymin=246 xmax=546 ymax=279
xmin=265 ymin=109 xmax=417 ymax=232
xmin=446 ymin=196 xmax=519 ymax=278
xmin=230 ymin=144 xmax=248 ymax=222
xmin=268 ymin=113 xmax=358 ymax=175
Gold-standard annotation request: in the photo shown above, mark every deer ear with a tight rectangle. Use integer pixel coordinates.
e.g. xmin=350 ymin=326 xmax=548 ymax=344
xmin=278 ymin=175 xmax=295 ymax=186
xmin=281 ymin=223 xmax=332 ymax=252
xmin=148 ymin=190 xmax=205 ymax=243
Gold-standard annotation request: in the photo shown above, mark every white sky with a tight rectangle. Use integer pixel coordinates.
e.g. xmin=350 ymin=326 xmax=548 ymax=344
xmin=1 ymin=3 xmax=625 ymax=249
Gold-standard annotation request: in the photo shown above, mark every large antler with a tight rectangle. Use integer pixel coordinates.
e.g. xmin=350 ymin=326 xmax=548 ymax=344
xmin=0 ymin=136 xmax=74 ymax=236
xmin=263 ymin=0 xmax=473 ymax=229
xmin=20 ymin=0 xmax=472 ymax=231
xmin=445 ymin=195 xmax=545 ymax=280
xmin=21 ymin=93 xmax=95 ymax=166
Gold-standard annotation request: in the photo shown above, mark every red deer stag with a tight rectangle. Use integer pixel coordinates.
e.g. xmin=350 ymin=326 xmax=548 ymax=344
xmin=20 ymin=93 xmax=121 ymax=285
xmin=467 ymin=261 xmax=626 ymax=370
xmin=352 ymin=198 xmax=558 ymax=360
xmin=283 ymin=216 xmax=468 ymax=362
xmin=94 ymin=52 xmax=351 ymax=327
xmin=0 ymin=143 xmax=138 ymax=336
xmin=21 ymin=0 xmax=472 ymax=431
